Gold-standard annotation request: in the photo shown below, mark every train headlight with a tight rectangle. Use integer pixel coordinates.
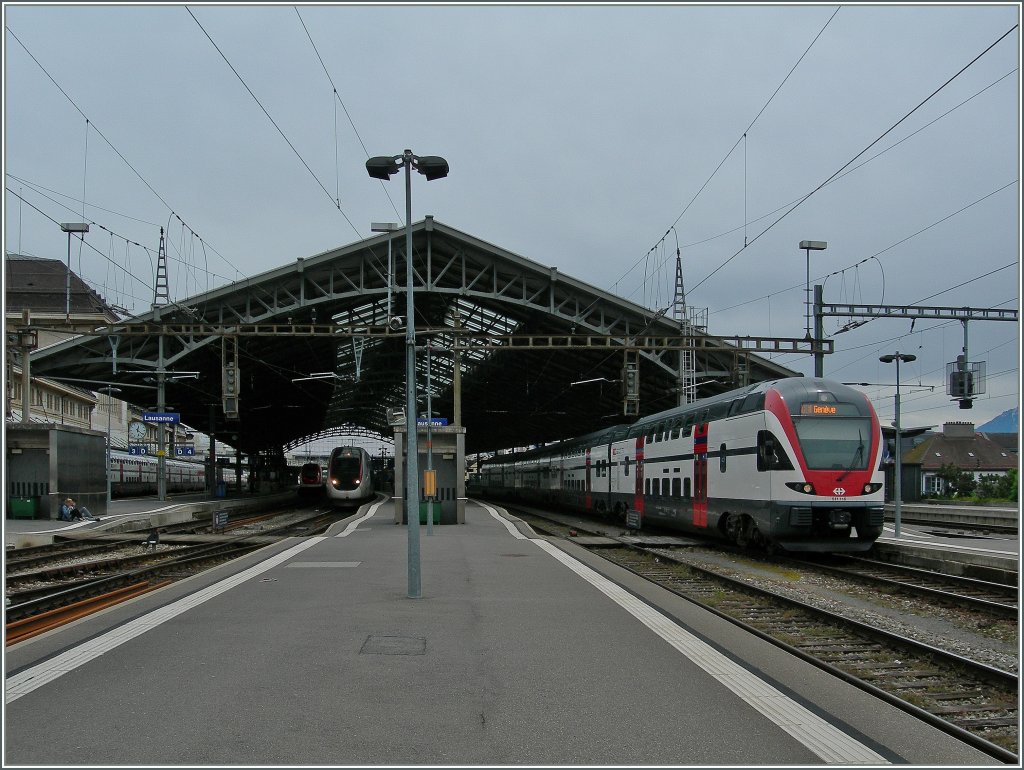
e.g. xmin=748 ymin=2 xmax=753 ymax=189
xmin=785 ymin=482 xmax=816 ymax=495
xmin=862 ymin=483 xmax=883 ymax=494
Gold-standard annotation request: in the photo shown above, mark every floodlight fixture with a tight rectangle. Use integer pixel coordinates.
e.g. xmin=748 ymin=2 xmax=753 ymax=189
xmin=60 ymin=223 xmax=91 ymax=316
xmin=878 ymin=351 xmax=916 ymax=537
xmin=366 ymin=156 xmax=402 ymax=180
xmin=364 ymin=148 xmax=449 ymax=599
xmin=799 ymin=240 xmax=827 ymax=341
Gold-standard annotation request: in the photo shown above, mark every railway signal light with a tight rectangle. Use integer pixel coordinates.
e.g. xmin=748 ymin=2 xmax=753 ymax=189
xmin=223 ymin=365 xmax=240 ymax=419
xmin=946 ymin=355 xmax=984 ymax=410
xmin=622 ymin=360 xmax=639 ymax=417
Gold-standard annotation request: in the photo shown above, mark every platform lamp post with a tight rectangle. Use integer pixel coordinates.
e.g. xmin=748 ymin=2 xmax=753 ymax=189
xmin=99 ymin=386 xmax=121 ymax=504
xmin=879 ymin=352 xmax=916 ymax=538
xmin=799 ymin=240 xmax=826 ymax=343
xmin=366 ymin=149 xmax=449 ymax=599
xmin=425 ymin=339 xmax=435 ymax=537
xmin=371 ymin=222 xmax=400 ymax=325
xmin=60 ymin=223 xmax=90 ymax=318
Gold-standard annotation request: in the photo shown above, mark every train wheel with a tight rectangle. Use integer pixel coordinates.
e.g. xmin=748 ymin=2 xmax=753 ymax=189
xmin=728 ymin=515 xmax=756 ymax=548
xmin=724 ymin=514 xmax=743 ymax=545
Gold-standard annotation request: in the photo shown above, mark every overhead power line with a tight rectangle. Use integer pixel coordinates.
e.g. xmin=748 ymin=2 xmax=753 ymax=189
xmin=687 ymin=23 xmax=1020 ymax=297
xmin=5 ymin=24 xmax=245 ymax=284
xmin=186 ymin=6 xmax=364 ymax=240
xmin=612 ymin=7 xmax=841 ymax=294
xmin=293 ymin=6 xmax=402 ymax=222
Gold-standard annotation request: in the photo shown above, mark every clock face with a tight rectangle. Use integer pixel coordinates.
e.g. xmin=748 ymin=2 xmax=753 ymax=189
xmin=129 ymin=421 xmax=147 ymax=440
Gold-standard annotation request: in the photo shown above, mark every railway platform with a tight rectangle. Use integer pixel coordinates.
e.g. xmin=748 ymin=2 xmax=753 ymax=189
xmin=4 ymin=497 xmax=1005 ymax=765
xmin=3 ymin=489 xmax=295 ymax=549
xmin=873 ymin=524 xmax=1018 ymax=584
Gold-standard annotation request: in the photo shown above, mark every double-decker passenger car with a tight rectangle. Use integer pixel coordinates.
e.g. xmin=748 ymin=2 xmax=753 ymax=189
xmin=109 ymin=449 xmax=206 ymax=497
xmin=477 ymin=378 xmax=885 ymax=553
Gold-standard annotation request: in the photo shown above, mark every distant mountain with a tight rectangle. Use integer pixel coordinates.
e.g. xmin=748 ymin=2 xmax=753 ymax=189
xmin=977 ymin=408 xmax=1018 ymax=434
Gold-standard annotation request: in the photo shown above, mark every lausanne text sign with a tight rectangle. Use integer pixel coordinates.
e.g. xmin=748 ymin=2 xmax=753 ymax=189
xmin=143 ymin=412 xmax=180 ymax=424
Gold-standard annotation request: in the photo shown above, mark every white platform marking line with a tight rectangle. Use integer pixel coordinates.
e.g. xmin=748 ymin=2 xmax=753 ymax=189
xmin=334 ymin=498 xmax=386 ymax=537
xmin=530 ymin=539 xmax=889 ymax=765
xmin=5 ymin=536 xmax=327 ymax=704
xmin=481 ymin=503 xmax=528 ymax=539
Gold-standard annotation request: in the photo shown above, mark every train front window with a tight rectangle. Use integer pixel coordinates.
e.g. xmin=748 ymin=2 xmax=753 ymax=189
xmin=330 ymin=456 xmax=362 ymax=489
xmin=793 ymin=417 xmax=872 ymax=471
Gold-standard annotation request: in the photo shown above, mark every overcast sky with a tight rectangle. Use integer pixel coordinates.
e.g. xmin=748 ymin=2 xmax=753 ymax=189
xmin=3 ymin=2 xmax=1020 ymax=440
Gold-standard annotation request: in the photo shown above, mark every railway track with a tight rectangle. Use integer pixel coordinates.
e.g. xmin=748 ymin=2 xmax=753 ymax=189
xmin=510 ymin=507 xmax=1019 ymax=762
xmin=788 ymin=554 xmax=1019 ymax=618
xmin=4 ymin=509 xmax=340 ymax=641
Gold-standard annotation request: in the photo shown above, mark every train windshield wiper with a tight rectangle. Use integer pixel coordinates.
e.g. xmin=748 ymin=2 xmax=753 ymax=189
xmin=836 ymin=431 xmax=865 ymax=482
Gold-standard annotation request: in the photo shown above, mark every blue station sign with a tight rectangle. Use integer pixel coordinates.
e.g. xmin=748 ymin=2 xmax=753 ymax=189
xmin=143 ymin=411 xmax=180 ymax=424
xmin=417 ymin=417 xmax=449 ymax=427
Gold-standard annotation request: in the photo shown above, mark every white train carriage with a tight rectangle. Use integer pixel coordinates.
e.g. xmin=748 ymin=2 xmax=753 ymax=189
xmin=325 ymin=446 xmax=375 ymax=507
xmin=478 ymin=378 xmax=886 ymax=553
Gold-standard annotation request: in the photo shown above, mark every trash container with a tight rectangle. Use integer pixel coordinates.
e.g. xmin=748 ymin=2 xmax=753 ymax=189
xmin=418 ymin=501 xmax=440 ymax=525
xmin=9 ymin=496 xmax=37 ymax=519
xmin=216 ymin=482 xmax=226 ymax=498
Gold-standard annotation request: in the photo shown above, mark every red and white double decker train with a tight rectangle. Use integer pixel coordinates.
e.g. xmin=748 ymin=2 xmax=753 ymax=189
xmin=476 ymin=377 xmax=886 ymax=553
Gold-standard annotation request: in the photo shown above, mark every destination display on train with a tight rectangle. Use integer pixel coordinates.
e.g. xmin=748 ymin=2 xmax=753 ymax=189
xmin=800 ymin=403 xmax=838 ymax=415
xmin=799 ymin=402 xmax=859 ymax=416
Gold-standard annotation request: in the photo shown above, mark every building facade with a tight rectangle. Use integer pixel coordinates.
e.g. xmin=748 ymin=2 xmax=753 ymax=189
xmin=901 ymin=421 xmax=1018 ymax=497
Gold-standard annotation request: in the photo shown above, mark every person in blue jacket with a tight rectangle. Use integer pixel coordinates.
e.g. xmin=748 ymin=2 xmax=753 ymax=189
xmin=60 ymin=497 xmax=98 ymax=522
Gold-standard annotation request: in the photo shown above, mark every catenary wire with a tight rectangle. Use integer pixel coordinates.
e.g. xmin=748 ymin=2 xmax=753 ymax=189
xmin=687 ymin=24 xmax=1019 ymax=297
xmin=610 ymin=7 xmax=841 ymax=294
xmin=5 ymin=25 xmax=245 ymax=284
xmin=186 ymin=6 xmax=365 ymax=240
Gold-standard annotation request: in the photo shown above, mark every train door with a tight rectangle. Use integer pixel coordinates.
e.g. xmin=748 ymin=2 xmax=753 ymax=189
xmin=693 ymin=422 xmax=709 ymax=527
xmin=633 ymin=435 xmax=645 ymax=519
xmin=584 ymin=447 xmax=592 ymax=510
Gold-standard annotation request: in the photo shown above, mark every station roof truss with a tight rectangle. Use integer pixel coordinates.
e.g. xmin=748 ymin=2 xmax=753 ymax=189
xmin=25 ymin=218 xmax=801 ymax=455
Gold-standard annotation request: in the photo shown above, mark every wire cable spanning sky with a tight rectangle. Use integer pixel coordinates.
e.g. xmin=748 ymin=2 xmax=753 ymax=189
xmin=3 ymin=2 xmax=1020 ymax=433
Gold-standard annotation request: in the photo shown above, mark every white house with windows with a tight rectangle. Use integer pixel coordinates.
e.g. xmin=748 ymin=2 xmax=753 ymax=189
xmin=902 ymin=422 xmax=1018 ymax=497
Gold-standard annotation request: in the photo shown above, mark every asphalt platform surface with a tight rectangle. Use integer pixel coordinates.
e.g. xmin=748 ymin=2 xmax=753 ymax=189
xmin=3 ymin=496 xmax=1005 ymax=765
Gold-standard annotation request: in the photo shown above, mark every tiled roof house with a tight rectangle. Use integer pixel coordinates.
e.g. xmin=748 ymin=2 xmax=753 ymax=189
xmin=902 ymin=421 xmax=1018 ymax=497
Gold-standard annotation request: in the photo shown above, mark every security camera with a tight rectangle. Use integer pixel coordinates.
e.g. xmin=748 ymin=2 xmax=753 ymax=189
xmin=388 ymin=316 xmax=405 ymax=331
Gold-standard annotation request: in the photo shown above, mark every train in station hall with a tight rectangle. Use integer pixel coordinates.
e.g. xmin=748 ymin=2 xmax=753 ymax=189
xmin=475 ymin=377 xmax=887 ymax=553
xmin=297 ymin=462 xmax=326 ymax=498
xmin=109 ymin=448 xmax=207 ymax=497
xmin=325 ymin=446 xmax=376 ymax=507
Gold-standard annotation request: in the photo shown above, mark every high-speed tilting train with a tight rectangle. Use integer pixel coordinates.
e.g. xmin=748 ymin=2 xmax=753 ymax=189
xmin=325 ymin=446 xmax=375 ymax=507
xmin=476 ymin=377 xmax=886 ymax=553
